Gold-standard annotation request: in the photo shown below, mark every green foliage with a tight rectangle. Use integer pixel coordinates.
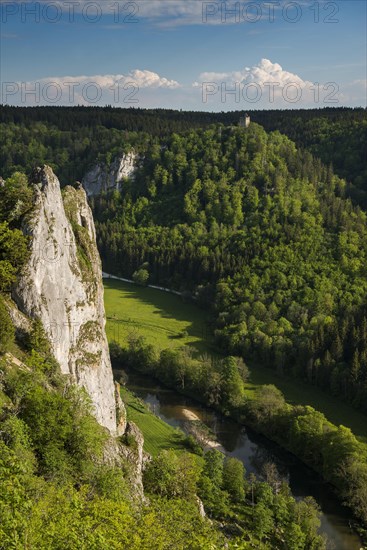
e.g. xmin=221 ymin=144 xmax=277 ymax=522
xmin=0 ymin=441 xmax=31 ymax=549
xmin=112 ymin=336 xmax=367 ymax=527
xmin=132 ymin=267 xmax=149 ymax=286
xmin=1 ymin=106 xmax=366 ymax=547
xmin=2 ymin=355 xmax=107 ymax=482
xmin=114 ymin=336 xmax=246 ymax=415
xmin=0 ymin=298 xmax=14 ymax=353
xmin=248 ymin=385 xmax=286 ymax=423
xmin=223 ymin=457 xmax=246 ymax=502
xmin=0 ymin=172 xmax=33 ymax=223
xmin=121 ymin=432 xmax=138 ymax=450
xmin=106 ymin=277 xmax=367 ymax=439
xmin=27 ymin=318 xmax=51 ymax=356
xmin=96 ymin=123 xmax=367 ymax=416
xmin=220 ymin=356 xmax=246 ymax=410
xmin=0 ymin=416 xmax=36 ymax=475
xmin=144 ymin=449 xmax=200 ymax=500
xmin=0 ymin=221 xmax=29 ymax=291
xmin=0 ymin=341 xmax=228 ymax=549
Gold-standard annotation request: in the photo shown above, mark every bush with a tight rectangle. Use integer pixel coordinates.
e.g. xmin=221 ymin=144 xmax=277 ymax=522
xmin=0 ymin=298 xmax=14 ymax=354
xmin=132 ymin=268 xmax=149 ymax=286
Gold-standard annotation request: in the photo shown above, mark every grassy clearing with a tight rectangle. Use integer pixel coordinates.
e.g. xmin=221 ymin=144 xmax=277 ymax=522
xmin=105 ymin=279 xmax=367 ymax=441
xmin=104 ymin=279 xmax=215 ymax=354
xmin=120 ymin=387 xmax=188 ymax=457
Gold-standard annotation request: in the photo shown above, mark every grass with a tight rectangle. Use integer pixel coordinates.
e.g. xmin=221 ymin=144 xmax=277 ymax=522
xmin=104 ymin=279 xmax=215 ymax=355
xmin=104 ymin=279 xmax=367 ymax=442
xmin=120 ymin=386 xmax=188 ymax=457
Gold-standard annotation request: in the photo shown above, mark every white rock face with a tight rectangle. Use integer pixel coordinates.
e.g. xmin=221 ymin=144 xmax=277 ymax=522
xmin=119 ymin=421 xmax=148 ymax=499
xmin=13 ymin=166 xmax=123 ymax=434
xmin=82 ymin=152 xmax=136 ymax=197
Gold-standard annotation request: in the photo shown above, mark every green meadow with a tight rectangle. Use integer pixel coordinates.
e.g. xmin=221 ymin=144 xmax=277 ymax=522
xmin=104 ymin=279 xmax=367 ymax=441
xmin=104 ymin=279 xmax=215 ymax=354
xmin=120 ymin=387 xmax=187 ymax=457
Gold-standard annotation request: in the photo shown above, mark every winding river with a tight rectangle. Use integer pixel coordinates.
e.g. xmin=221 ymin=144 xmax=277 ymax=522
xmin=121 ymin=369 xmax=363 ymax=550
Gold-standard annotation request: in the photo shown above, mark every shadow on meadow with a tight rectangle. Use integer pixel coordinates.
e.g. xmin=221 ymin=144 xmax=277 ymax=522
xmin=104 ymin=279 xmax=216 ymax=356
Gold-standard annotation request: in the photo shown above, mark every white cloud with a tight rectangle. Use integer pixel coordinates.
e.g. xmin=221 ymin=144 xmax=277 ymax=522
xmin=39 ymin=70 xmax=180 ymax=90
xmin=197 ymin=58 xmax=313 ymax=89
xmin=2 ymin=70 xmax=180 ymax=107
xmin=194 ymin=58 xmax=323 ymax=108
xmin=193 ymin=59 xmax=366 ymax=109
xmin=3 ymin=59 xmax=365 ymax=110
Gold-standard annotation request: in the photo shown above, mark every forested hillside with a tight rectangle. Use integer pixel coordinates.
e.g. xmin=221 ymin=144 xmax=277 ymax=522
xmin=253 ymin=108 xmax=367 ymax=205
xmin=1 ymin=106 xmax=366 ymax=204
xmin=92 ymin=123 xmax=367 ymax=414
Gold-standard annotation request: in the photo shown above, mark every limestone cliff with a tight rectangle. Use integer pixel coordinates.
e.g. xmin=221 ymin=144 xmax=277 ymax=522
xmin=82 ymin=151 xmax=136 ymax=197
xmin=12 ymin=166 xmax=124 ymax=434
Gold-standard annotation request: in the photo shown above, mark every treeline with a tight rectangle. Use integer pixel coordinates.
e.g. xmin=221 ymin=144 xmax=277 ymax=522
xmin=251 ymin=108 xmax=367 ymax=203
xmin=0 ymin=105 xmax=218 ymax=182
xmin=1 ymin=106 xmax=366 ymax=204
xmin=111 ymin=337 xmax=367 ymax=530
xmin=92 ymin=124 xmax=367 ymax=412
xmin=0 ymin=119 xmax=149 ymax=183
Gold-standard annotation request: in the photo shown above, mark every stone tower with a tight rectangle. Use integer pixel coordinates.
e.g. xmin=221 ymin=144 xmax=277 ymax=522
xmin=239 ymin=113 xmax=250 ymax=128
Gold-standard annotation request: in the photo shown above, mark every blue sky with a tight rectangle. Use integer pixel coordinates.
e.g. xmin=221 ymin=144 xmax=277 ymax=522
xmin=1 ymin=0 xmax=366 ymax=110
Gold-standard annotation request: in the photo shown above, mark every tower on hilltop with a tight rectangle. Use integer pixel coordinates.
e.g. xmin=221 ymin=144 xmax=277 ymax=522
xmin=239 ymin=113 xmax=250 ymax=128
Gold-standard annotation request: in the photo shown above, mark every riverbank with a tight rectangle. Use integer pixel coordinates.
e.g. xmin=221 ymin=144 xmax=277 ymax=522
xmin=122 ymin=368 xmax=363 ymax=550
xmin=113 ymin=344 xmax=367 ymax=545
xmin=180 ymin=408 xmax=225 ymax=452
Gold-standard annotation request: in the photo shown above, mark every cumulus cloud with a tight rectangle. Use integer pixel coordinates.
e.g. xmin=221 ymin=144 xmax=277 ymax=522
xmin=3 ymin=70 xmax=180 ymax=106
xmin=194 ymin=58 xmax=324 ymax=108
xmin=3 ymin=59 xmax=364 ymax=110
xmin=40 ymin=70 xmax=180 ymax=90
xmin=196 ymin=58 xmax=313 ymax=89
xmin=192 ymin=58 xmax=365 ymax=109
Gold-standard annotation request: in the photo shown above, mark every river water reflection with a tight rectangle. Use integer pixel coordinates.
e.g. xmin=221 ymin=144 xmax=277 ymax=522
xmin=122 ymin=370 xmax=362 ymax=550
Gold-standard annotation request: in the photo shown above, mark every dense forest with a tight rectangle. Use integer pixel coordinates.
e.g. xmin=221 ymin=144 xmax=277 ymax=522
xmin=1 ymin=106 xmax=366 ymax=204
xmin=92 ymin=123 xmax=367 ymax=415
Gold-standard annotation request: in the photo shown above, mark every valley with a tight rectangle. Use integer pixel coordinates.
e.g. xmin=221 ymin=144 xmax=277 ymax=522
xmin=1 ymin=105 xmax=366 ymax=550
xmin=1 ymin=0 xmax=366 ymax=545
xmin=104 ymin=278 xmax=367 ymax=441
xmin=105 ymin=277 xmax=366 ymax=548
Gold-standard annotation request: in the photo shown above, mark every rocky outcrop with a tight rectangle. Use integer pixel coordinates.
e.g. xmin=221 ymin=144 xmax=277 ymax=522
xmin=82 ymin=152 xmax=136 ymax=197
xmin=103 ymin=420 xmax=148 ymax=499
xmin=12 ymin=166 xmax=124 ymax=434
xmin=119 ymin=421 xmax=149 ymax=497
xmin=4 ymin=296 xmax=32 ymax=337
